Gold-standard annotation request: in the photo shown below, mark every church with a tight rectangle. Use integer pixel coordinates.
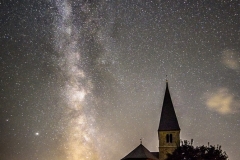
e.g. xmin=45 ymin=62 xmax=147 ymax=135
xmin=121 ymin=81 xmax=181 ymax=160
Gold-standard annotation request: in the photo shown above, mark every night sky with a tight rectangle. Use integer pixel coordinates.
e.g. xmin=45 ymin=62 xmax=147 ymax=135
xmin=0 ymin=0 xmax=239 ymax=160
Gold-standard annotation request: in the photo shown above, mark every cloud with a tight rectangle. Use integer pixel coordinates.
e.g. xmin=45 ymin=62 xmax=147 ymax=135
xmin=221 ymin=49 xmax=240 ymax=70
xmin=205 ymin=88 xmax=239 ymax=115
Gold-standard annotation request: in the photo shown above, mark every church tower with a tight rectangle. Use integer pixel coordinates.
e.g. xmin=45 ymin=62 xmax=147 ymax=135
xmin=158 ymin=81 xmax=180 ymax=160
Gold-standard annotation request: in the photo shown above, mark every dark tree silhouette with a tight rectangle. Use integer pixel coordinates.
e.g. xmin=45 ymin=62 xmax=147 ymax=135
xmin=166 ymin=140 xmax=228 ymax=160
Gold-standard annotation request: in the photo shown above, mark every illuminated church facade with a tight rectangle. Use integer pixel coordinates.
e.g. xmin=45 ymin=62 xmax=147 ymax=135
xmin=121 ymin=81 xmax=180 ymax=160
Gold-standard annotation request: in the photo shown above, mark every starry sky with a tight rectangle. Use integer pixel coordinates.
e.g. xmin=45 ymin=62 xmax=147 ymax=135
xmin=0 ymin=0 xmax=239 ymax=160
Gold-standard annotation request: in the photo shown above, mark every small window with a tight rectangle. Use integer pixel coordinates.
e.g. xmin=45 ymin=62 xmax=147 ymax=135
xmin=166 ymin=134 xmax=173 ymax=143
xmin=170 ymin=134 xmax=173 ymax=143
xmin=166 ymin=134 xmax=169 ymax=143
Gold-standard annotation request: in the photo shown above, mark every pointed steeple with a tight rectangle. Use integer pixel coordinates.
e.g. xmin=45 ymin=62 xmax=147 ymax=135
xmin=158 ymin=81 xmax=180 ymax=131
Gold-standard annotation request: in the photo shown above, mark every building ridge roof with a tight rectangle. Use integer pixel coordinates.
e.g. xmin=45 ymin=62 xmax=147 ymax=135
xmin=121 ymin=144 xmax=158 ymax=160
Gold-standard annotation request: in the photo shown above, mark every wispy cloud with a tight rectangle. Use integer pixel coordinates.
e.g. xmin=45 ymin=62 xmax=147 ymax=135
xmin=205 ymin=88 xmax=239 ymax=115
xmin=221 ymin=49 xmax=240 ymax=70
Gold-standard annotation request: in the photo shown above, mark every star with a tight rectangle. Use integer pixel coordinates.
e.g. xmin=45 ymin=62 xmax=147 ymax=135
xmin=0 ymin=1 xmax=239 ymax=160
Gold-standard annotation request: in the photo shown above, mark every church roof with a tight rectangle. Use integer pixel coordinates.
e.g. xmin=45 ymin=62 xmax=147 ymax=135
xmin=121 ymin=144 xmax=158 ymax=160
xmin=158 ymin=81 xmax=180 ymax=131
xmin=151 ymin=152 xmax=159 ymax=159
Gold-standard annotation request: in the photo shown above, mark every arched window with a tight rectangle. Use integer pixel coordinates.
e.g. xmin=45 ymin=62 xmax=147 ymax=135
xmin=166 ymin=134 xmax=169 ymax=143
xmin=166 ymin=134 xmax=173 ymax=143
xmin=170 ymin=134 xmax=173 ymax=143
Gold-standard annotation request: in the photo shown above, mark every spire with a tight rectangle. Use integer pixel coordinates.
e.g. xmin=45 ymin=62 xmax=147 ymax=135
xmin=158 ymin=81 xmax=180 ymax=131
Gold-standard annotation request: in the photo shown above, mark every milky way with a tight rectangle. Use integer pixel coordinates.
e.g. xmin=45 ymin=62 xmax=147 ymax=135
xmin=0 ymin=1 xmax=239 ymax=160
